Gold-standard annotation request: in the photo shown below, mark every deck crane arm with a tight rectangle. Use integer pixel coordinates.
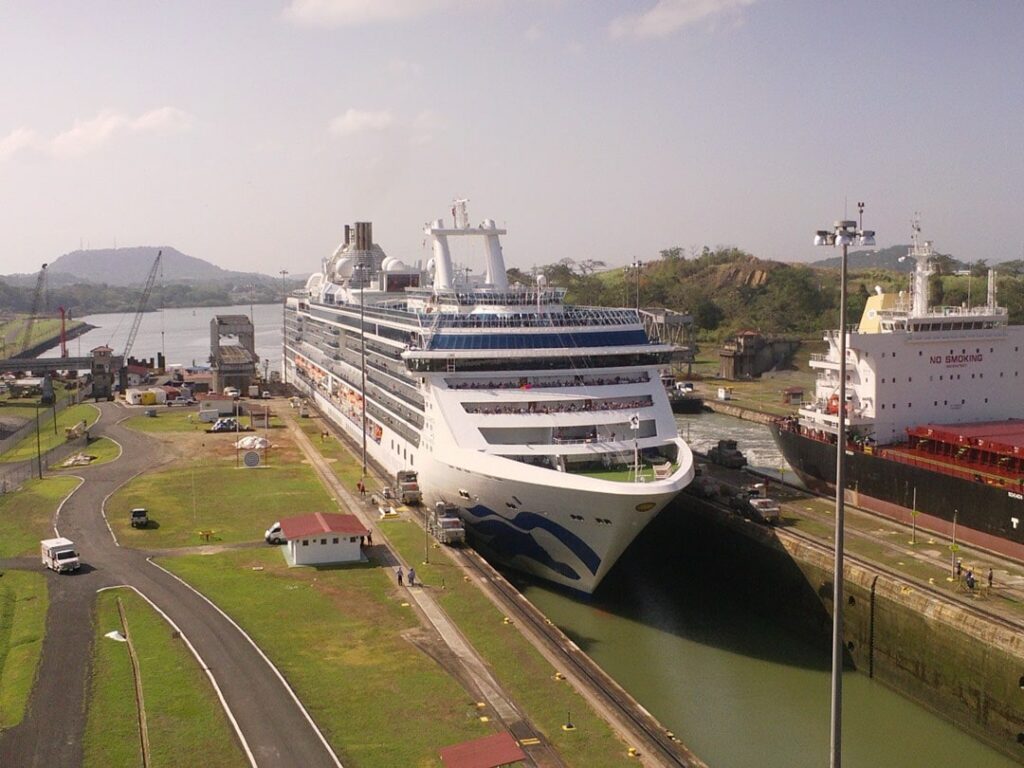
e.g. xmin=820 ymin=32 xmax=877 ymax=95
xmin=18 ymin=263 xmax=48 ymax=355
xmin=122 ymin=250 xmax=161 ymax=360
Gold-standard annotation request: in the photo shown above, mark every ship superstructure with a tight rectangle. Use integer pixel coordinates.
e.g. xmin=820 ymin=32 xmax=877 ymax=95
xmin=284 ymin=201 xmax=694 ymax=592
xmin=773 ymin=221 xmax=1024 ymax=548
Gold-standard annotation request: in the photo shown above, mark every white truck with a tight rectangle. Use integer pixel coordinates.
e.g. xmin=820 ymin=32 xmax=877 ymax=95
xmin=41 ymin=537 xmax=81 ymax=573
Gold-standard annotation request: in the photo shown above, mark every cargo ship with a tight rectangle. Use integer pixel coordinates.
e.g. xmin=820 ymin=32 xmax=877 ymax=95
xmin=284 ymin=201 xmax=694 ymax=592
xmin=771 ymin=224 xmax=1024 ymax=553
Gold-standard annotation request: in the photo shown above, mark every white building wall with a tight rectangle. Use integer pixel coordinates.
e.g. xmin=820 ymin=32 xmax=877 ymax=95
xmin=286 ymin=535 xmax=363 ymax=566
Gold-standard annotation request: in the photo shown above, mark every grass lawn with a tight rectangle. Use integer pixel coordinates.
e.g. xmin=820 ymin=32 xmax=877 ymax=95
xmin=160 ymin=548 xmax=496 ymax=767
xmin=124 ymin=407 xmax=287 ymax=435
xmin=0 ymin=570 xmax=47 ymax=730
xmin=84 ymin=589 xmax=247 ymax=768
xmin=109 ymin=424 xmax=336 ymax=548
xmin=0 ymin=404 xmax=100 ymax=463
xmin=383 ymin=521 xmax=634 ymax=767
xmin=296 ymin=417 xmax=364 ymax=491
xmin=0 ymin=476 xmax=81 ymax=558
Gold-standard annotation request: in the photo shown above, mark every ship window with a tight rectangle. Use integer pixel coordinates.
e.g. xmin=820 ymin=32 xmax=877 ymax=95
xmin=971 ymin=374 xmax=975 ymax=379
xmin=934 ymin=401 xmax=938 ymax=406
xmin=881 ymin=404 xmax=885 ymax=410
xmin=961 ymin=399 xmax=965 ymax=404
xmin=939 ymin=375 xmax=943 ymax=381
xmin=908 ymin=403 xmax=911 ymax=408
xmin=908 ymin=377 xmax=912 ymax=382
xmin=919 ymin=351 xmax=923 ymax=356
xmin=985 ymin=398 xmax=988 ymax=403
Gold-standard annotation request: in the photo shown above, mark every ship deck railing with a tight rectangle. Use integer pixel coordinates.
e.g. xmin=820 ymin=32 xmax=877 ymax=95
xmin=882 ymin=445 xmax=1024 ymax=488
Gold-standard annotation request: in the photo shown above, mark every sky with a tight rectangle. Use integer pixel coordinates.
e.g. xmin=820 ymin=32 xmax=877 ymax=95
xmin=2 ymin=0 xmax=1023 ymax=279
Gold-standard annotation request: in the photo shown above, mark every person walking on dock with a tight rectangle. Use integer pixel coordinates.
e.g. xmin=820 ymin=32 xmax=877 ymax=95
xmin=408 ymin=567 xmax=416 ymax=587
xmin=965 ymin=569 xmax=976 ymax=590
xmin=987 ymin=568 xmax=993 ymax=589
xmin=396 ymin=567 xmax=403 ymax=586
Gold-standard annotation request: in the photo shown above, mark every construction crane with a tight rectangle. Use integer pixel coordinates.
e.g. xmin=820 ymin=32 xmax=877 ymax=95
xmin=17 ymin=263 xmax=48 ymax=356
xmin=122 ymin=250 xmax=161 ymax=361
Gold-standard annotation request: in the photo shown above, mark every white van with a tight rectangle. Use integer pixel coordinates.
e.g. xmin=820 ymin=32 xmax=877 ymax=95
xmin=41 ymin=538 xmax=80 ymax=573
xmin=265 ymin=522 xmax=285 ymax=545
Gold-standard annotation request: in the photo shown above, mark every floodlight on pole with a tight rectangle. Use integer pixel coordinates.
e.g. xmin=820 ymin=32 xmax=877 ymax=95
xmin=813 ymin=207 xmax=876 ymax=768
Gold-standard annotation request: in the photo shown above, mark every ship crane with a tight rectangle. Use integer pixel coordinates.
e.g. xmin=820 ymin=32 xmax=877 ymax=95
xmin=122 ymin=250 xmax=161 ymax=361
xmin=17 ymin=263 xmax=48 ymax=356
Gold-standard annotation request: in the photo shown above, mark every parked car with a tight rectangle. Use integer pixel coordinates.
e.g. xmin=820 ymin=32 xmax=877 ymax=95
xmin=265 ymin=522 xmax=285 ymax=545
xmin=223 ymin=386 xmax=240 ymax=398
xmin=130 ymin=508 xmax=149 ymax=528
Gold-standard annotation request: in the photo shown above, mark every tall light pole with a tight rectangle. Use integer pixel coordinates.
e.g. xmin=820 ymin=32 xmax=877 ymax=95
xmin=632 ymin=257 xmax=642 ymax=311
xmin=814 ymin=206 xmax=875 ymax=768
xmin=279 ymin=270 xmax=289 ymax=385
xmin=358 ymin=261 xmax=367 ymax=478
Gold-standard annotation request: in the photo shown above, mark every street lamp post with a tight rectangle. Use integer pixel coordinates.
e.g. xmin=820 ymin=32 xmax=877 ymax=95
xmin=813 ymin=207 xmax=875 ymax=768
xmin=35 ymin=404 xmax=43 ymax=479
xmin=358 ymin=262 xmax=367 ymax=478
xmin=632 ymin=257 xmax=642 ymax=311
xmin=280 ymin=269 xmax=289 ymax=386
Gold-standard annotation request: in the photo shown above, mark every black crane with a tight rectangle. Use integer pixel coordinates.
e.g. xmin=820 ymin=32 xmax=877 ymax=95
xmin=122 ymin=250 xmax=161 ymax=361
xmin=17 ymin=263 xmax=48 ymax=356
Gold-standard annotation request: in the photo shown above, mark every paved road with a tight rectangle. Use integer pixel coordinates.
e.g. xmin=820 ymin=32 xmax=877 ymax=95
xmin=0 ymin=402 xmax=340 ymax=768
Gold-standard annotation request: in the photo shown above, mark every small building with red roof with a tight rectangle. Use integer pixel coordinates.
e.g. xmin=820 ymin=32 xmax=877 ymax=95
xmin=279 ymin=512 xmax=369 ymax=566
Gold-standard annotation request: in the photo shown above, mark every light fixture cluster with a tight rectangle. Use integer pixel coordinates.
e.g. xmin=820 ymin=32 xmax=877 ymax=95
xmin=815 ymin=220 xmax=875 ymax=247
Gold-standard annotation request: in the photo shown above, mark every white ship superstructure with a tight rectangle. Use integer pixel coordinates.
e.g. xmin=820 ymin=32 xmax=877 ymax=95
xmin=284 ymin=202 xmax=694 ymax=593
xmin=799 ymin=222 xmax=1024 ymax=445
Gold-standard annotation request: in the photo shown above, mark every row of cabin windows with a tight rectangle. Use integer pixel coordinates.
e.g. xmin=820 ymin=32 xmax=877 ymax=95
xmin=881 ymin=346 xmax=1021 ymax=359
xmin=880 ymin=398 xmax=998 ymax=410
xmin=300 ymin=537 xmax=358 ymax=546
xmin=878 ymin=371 xmax=1019 ymax=384
xmin=389 ymin=438 xmax=414 ymax=464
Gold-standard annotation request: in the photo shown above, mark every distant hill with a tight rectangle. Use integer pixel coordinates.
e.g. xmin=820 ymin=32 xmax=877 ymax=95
xmin=809 ymin=244 xmax=963 ymax=273
xmin=2 ymin=246 xmax=277 ymax=287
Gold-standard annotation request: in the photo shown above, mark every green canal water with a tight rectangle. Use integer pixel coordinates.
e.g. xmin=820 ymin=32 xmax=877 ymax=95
xmin=514 ymin=505 xmax=1020 ymax=768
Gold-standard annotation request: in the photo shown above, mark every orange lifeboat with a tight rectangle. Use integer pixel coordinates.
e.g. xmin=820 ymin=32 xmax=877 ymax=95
xmin=827 ymin=394 xmax=840 ymax=414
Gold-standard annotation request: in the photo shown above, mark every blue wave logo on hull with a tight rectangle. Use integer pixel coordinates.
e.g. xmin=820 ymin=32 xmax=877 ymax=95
xmin=464 ymin=505 xmax=602 ymax=582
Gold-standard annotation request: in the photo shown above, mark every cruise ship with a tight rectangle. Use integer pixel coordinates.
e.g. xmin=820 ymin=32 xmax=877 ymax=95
xmin=284 ymin=201 xmax=694 ymax=592
xmin=772 ymin=223 xmax=1024 ymax=553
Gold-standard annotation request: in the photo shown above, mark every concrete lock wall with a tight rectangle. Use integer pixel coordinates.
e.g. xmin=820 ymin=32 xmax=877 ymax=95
xmin=679 ymin=497 xmax=1024 ymax=760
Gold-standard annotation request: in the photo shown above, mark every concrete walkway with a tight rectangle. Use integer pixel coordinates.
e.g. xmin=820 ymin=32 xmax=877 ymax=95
xmin=0 ymin=402 xmax=341 ymax=768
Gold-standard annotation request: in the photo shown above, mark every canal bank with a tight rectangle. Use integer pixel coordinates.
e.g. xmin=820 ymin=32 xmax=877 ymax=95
xmin=672 ymin=471 xmax=1024 ymax=762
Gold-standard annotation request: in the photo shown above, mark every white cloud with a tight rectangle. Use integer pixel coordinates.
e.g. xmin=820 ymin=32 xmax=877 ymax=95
xmin=410 ymin=110 xmax=445 ymax=145
xmin=609 ymin=0 xmax=758 ymax=40
xmin=524 ymin=23 xmax=543 ymax=42
xmin=0 ymin=107 xmax=193 ymax=162
xmin=283 ymin=0 xmax=454 ymax=27
xmin=0 ymin=128 xmax=43 ymax=162
xmin=387 ymin=58 xmax=423 ymax=79
xmin=329 ymin=109 xmax=395 ymax=137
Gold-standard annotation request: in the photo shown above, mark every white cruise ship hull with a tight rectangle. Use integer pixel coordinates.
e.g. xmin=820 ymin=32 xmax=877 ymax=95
xmin=294 ymin=375 xmax=693 ymax=592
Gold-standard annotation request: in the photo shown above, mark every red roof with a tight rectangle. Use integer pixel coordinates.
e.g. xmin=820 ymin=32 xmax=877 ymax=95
xmin=439 ymin=732 xmax=526 ymax=768
xmin=280 ymin=513 xmax=368 ymax=540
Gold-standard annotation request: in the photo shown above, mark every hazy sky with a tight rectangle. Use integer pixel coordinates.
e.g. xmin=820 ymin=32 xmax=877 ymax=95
xmin=2 ymin=1 xmax=1022 ymax=278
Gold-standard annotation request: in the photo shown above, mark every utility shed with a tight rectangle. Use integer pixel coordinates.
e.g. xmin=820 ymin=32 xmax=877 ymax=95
xmin=439 ymin=732 xmax=526 ymax=768
xmin=280 ymin=512 xmax=368 ymax=566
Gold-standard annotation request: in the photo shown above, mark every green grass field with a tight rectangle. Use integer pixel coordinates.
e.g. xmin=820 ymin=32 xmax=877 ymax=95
xmin=383 ymin=521 xmax=634 ymax=767
xmin=0 ymin=570 xmax=47 ymax=729
xmin=0 ymin=476 xmax=81 ymax=558
xmin=0 ymin=404 xmax=100 ymax=463
xmin=161 ymin=549 xmax=495 ymax=767
xmin=83 ymin=589 xmax=247 ymax=768
xmin=108 ymin=436 xmax=335 ymax=548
